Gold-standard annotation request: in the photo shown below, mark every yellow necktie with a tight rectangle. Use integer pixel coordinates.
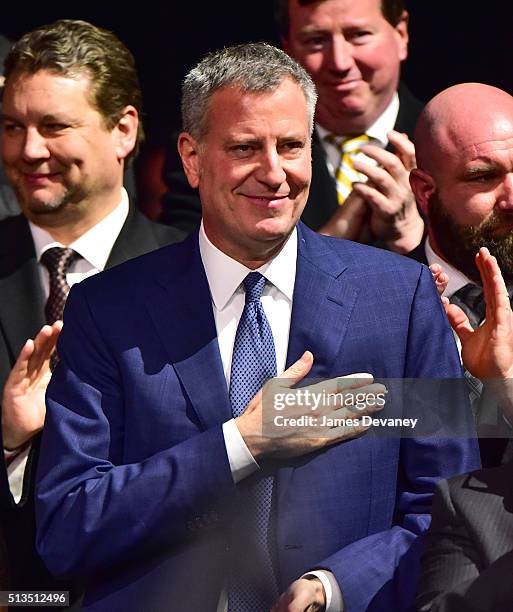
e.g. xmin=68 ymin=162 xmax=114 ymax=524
xmin=328 ymin=134 xmax=370 ymax=205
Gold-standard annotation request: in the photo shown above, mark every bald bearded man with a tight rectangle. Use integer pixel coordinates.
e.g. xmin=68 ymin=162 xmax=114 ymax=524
xmin=409 ymin=83 xmax=513 ymax=467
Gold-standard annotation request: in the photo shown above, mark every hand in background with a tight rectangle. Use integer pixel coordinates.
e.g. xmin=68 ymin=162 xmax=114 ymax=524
xmin=319 ymin=190 xmax=370 ymax=242
xmin=445 ymin=248 xmax=513 ymax=420
xmin=353 ymin=130 xmax=424 ymax=254
xmin=429 ymin=263 xmax=449 ymax=298
xmin=2 ymin=321 xmax=62 ymax=450
xmin=446 ymin=248 xmax=513 ymax=380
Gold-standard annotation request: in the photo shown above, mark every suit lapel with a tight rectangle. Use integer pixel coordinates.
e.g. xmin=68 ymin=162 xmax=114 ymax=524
xmin=406 ymin=238 xmax=428 ymax=265
xmin=278 ymin=225 xmax=360 ymax=504
xmin=286 ymin=224 xmax=359 ymax=377
xmin=0 ymin=215 xmax=45 ymax=360
xmin=300 ymin=132 xmax=338 ymax=231
xmin=502 ymin=466 xmax=513 ymax=515
xmin=106 ymin=205 xmax=160 ymax=269
xmin=144 ymin=233 xmax=231 ymax=430
xmin=394 ymin=84 xmax=424 ymax=141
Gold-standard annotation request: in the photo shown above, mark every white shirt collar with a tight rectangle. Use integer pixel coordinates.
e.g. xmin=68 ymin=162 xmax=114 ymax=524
xmin=198 ymin=222 xmax=297 ymax=310
xmin=316 ymin=92 xmax=399 ymax=147
xmin=29 ymin=188 xmax=129 ymax=271
xmin=425 ymin=236 xmax=474 ymax=298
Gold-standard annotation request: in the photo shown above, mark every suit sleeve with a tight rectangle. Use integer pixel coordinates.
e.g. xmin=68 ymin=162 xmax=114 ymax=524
xmin=316 ymin=265 xmax=481 ymax=611
xmin=35 ymin=283 xmax=235 ymax=579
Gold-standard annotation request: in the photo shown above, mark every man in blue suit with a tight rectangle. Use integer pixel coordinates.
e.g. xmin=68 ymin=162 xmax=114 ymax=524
xmin=36 ymin=43 xmax=479 ymax=612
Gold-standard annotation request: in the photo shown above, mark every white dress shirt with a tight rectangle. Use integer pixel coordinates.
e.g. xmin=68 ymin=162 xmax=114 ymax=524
xmin=6 ymin=190 xmax=129 ymax=502
xmin=424 ymin=237 xmax=474 ymax=362
xmin=199 ymin=224 xmax=342 ymax=611
xmin=31 ymin=188 xmax=129 ymax=297
xmin=316 ymin=92 xmax=400 ymax=177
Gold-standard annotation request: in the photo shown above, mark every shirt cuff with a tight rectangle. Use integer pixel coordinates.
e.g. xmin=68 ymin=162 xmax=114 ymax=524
xmin=6 ymin=444 xmax=31 ymax=504
xmin=222 ymin=419 xmax=259 ymax=484
xmin=302 ymin=570 xmax=344 ymax=612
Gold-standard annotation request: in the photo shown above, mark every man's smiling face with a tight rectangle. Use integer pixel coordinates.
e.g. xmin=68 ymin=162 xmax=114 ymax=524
xmin=179 ymin=78 xmax=312 ymax=265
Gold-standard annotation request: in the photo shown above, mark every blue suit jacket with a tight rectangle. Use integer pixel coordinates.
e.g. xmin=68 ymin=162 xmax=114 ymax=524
xmin=35 ymin=224 xmax=480 ymax=611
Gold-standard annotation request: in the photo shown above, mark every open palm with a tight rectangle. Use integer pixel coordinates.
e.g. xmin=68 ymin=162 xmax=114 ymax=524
xmin=2 ymin=322 xmax=62 ymax=450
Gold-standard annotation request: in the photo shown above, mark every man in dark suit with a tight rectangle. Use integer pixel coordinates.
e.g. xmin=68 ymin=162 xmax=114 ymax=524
xmin=409 ymin=82 xmax=513 ymax=467
xmin=161 ymin=0 xmax=424 ymax=254
xmin=0 ymin=20 xmax=183 ymax=605
xmin=417 ymin=247 xmax=513 ymax=612
xmin=35 ymin=42 xmax=478 ymax=612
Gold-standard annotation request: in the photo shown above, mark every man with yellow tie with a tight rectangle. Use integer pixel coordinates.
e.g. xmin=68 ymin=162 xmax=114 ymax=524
xmin=277 ymin=0 xmax=425 ymax=252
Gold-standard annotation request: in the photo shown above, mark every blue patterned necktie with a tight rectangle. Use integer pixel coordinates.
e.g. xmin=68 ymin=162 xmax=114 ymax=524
xmin=228 ymin=272 xmax=279 ymax=611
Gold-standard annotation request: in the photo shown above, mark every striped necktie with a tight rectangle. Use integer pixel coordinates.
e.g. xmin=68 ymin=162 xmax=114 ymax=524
xmin=450 ymin=282 xmax=513 ymax=329
xmin=328 ymin=133 xmax=370 ymax=205
xmin=450 ymin=283 xmax=485 ymax=330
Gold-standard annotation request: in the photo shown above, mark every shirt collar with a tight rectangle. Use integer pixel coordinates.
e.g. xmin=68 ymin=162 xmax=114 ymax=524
xmin=199 ymin=221 xmax=297 ymax=311
xmin=30 ymin=188 xmax=129 ymax=271
xmin=425 ymin=236 xmax=474 ymax=297
xmin=316 ymin=92 xmax=399 ymax=147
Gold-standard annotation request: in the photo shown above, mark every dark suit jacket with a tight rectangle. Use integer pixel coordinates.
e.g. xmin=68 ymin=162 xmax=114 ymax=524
xmin=35 ymin=224 xmax=479 ymax=611
xmin=159 ymin=85 xmax=423 ymax=233
xmin=0 ymin=207 xmax=183 ymax=606
xmin=417 ymin=463 xmax=513 ymax=612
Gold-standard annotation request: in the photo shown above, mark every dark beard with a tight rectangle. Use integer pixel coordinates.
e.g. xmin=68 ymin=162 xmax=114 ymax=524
xmin=428 ymin=192 xmax=513 ymax=283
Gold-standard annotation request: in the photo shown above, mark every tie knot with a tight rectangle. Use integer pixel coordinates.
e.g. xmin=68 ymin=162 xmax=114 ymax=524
xmin=450 ymin=283 xmax=485 ymax=328
xmin=452 ymin=282 xmax=483 ymax=308
xmin=327 ymin=133 xmax=369 ymax=153
xmin=243 ymin=272 xmax=266 ymax=303
xmin=40 ymin=247 xmax=80 ymax=278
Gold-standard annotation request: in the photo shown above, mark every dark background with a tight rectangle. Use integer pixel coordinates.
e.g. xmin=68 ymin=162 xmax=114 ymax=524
xmin=3 ymin=2 xmax=513 ymax=145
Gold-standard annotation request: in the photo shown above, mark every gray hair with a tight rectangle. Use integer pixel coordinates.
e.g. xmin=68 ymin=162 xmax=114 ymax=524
xmin=181 ymin=42 xmax=317 ymax=139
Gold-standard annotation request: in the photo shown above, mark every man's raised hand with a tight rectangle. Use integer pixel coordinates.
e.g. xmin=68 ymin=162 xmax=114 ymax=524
xmin=2 ymin=321 xmax=62 ymax=450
